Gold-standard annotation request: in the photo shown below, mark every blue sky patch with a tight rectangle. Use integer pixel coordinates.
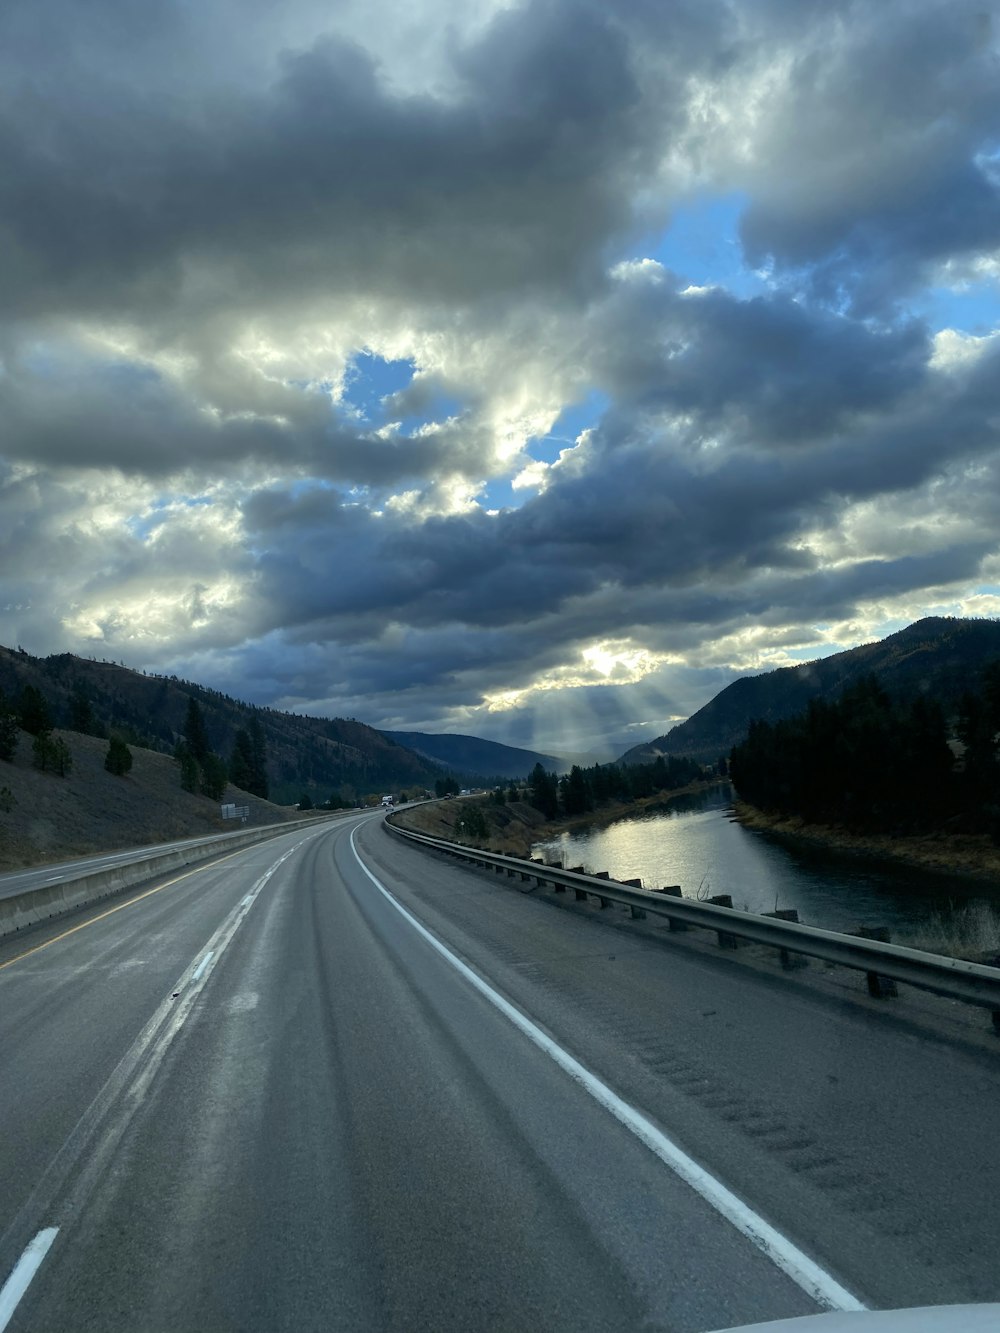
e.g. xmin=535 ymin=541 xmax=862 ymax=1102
xmin=342 ymin=352 xmax=416 ymax=423
xmin=648 ymin=192 xmax=769 ymax=300
xmin=527 ymin=389 xmax=610 ymax=465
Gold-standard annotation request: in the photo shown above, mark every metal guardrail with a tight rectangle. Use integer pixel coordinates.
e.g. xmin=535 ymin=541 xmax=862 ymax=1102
xmin=385 ymin=818 xmax=1000 ymax=1034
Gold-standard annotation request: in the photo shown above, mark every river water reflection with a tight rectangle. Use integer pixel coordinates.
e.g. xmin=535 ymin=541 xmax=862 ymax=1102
xmin=532 ymin=784 xmax=1000 ymax=948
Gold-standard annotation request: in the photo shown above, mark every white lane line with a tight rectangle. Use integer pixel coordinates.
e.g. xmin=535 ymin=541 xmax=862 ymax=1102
xmin=191 ymin=950 xmax=214 ymax=983
xmin=0 ymin=837 xmax=320 ymax=1274
xmin=349 ymin=827 xmax=866 ymax=1314
xmin=0 ymin=1227 xmax=58 ymax=1332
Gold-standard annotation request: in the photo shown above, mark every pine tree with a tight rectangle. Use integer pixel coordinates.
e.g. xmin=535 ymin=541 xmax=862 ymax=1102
xmin=0 ymin=687 xmax=18 ymax=762
xmin=248 ymin=714 xmax=269 ymax=799
xmin=32 ymin=732 xmax=70 ymax=775
xmin=175 ymin=741 xmax=200 ymax=793
xmin=200 ymin=752 xmax=228 ymax=801
xmin=105 ymin=735 xmax=133 ymax=776
xmin=229 ymin=729 xmax=255 ymax=789
xmin=18 ymin=685 xmax=52 ymax=736
xmin=69 ymin=682 xmax=96 ymax=735
xmin=529 ymin=763 xmax=559 ymax=818
xmin=184 ymin=697 xmax=210 ymax=762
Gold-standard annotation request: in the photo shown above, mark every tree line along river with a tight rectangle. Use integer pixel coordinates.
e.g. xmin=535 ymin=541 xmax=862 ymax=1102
xmin=532 ymin=784 xmax=1000 ymax=959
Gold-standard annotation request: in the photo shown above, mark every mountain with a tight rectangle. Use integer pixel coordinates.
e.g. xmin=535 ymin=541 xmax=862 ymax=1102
xmin=380 ymin=730 xmax=569 ymax=780
xmin=0 ymin=646 xmax=443 ymax=803
xmin=618 ymin=617 xmax=1000 ymax=765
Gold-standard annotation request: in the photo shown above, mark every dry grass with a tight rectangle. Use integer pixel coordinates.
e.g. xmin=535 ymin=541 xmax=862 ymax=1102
xmin=0 ymin=729 xmax=296 ymax=871
xmin=392 ymin=798 xmax=546 ymax=856
xmin=734 ymin=801 xmax=1000 ymax=884
xmin=897 ymin=901 xmax=1000 ymax=963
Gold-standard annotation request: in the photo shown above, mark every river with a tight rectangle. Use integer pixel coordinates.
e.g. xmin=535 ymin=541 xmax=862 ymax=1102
xmin=532 ymin=784 xmax=1000 ymax=955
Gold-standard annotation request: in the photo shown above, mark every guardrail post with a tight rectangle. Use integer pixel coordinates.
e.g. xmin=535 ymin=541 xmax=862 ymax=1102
xmin=547 ymin=861 xmax=567 ymax=893
xmin=708 ymin=895 xmax=739 ymax=948
xmin=593 ymin=871 xmax=611 ymax=879
xmin=574 ymin=886 xmax=588 ymax=901
xmin=654 ymin=885 xmax=687 ymax=930
xmin=854 ymin=926 xmax=899 ymax=997
xmin=764 ymin=908 xmax=806 ymax=969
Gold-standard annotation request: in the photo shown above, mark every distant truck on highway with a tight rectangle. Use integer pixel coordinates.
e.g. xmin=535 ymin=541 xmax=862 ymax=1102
xmin=380 ymin=794 xmax=396 ymax=808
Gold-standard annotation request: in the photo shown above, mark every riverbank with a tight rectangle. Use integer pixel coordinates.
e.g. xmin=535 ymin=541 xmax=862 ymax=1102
xmin=733 ymin=801 xmax=1000 ymax=886
xmin=393 ymin=782 xmax=724 ymax=856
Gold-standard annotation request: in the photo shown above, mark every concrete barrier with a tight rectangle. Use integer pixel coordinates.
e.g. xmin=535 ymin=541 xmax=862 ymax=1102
xmin=0 ymin=815 xmax=341 ymax=941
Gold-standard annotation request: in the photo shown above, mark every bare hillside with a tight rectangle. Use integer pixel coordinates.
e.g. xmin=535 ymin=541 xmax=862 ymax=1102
xmin=0 ymin=729 xmax=296 ymax=872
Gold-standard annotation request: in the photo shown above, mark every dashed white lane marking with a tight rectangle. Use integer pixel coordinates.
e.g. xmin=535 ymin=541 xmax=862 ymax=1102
xmin=0 ymin=1228 xmax=58 ymax=1332
xmin=349 ymin=826 xmax=866 ymax=1315
xmin=191 ymin=950 xmax=214 ymax=982
xmin=0 ymin=835 xmax=325 ymax=1317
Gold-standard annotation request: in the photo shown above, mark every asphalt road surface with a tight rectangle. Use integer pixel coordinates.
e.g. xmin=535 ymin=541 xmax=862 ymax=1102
xmin=1 ymin=813 xmax=998 ymax=1331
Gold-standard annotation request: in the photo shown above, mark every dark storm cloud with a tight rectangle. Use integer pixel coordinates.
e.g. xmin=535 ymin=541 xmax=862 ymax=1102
xmin=0 ymin=0 xmax=702 ymax=327
xmin=234 ymin=309 xmax=1000 ymax=700
xmin=735 ymin=2 xmax=1000 ymax=310
xmin=593 ymin=281 xmax=932 ymax=445
xmin=3 ymin=0 xmax=1000 ymax=744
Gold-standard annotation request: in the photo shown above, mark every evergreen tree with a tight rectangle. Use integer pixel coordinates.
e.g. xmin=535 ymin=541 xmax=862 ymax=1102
xmin=51 ymin=737 xmax=72 ymax=777
xmin=0 ymin=688 xmax=18 ymax=762
xmin=174 ymin=741 xmax=200 ymax=793
xmin=32 ymin=732 xmax=70 ymax=775
xmin=298 ymin=792 xmax=313 ymax=810
xmin=184 ymin=697 xmax=210 ymax=762
xmin=69 ymin=682 xmax=96 ymax=735
xmin=561 ymin=765 xmax=592 ymax=816
xmin=528 ymin=762 xmax=559 ymax=818
xmin=105 ymin=735 xmax=134 ymax=776
xmin=18 ymin=685 xmax=52 ymax=736
xmin=200 ymin=752 xmax=228 ymax=801
xmin=248 ymin=714 xmax=269 ymax=799
xmin=229 ymin=728 xmax=255 ymax=789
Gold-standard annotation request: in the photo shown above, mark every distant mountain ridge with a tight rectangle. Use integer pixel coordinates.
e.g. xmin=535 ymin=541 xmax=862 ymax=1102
xmin=380 ymin=730 xmax=568 ymax=780
xmin=0 ymin=646 xmax=443 ymax=803
xmin=618 ymin=617 xmax=1000 ymax=765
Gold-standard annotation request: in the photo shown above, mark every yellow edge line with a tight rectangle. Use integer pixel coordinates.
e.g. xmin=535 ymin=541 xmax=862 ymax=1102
xmin=0 ymin=845 xmax=256 ymax=974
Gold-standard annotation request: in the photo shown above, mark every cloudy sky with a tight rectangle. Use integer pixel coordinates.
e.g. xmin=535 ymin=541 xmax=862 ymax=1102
xmin=2 ymin=0 xmax=1000 ymax=758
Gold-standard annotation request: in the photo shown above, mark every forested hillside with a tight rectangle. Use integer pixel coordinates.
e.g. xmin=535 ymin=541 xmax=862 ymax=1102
xmin=381 ymin=730 xmax=567 ymax=780
xmin=730 ymin=665 xmax=1000 ymax=838
xmin=620 ymin=618 xmax=1000 ymax=765
xmin=0 ymin=646 xmax=442 ymax=804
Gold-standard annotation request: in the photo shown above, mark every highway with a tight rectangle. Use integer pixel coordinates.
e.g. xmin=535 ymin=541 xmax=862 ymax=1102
xmin=0 ymin=829 xmax=282 ymax=901
xmin=1 ymin=813 xmax=998 ymax=1331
